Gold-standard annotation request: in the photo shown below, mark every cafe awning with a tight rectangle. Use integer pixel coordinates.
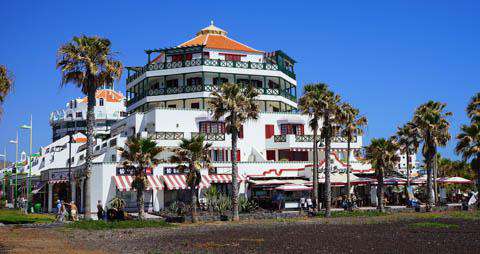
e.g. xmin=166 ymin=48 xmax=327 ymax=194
xmin=162 ymin=174 xmax=211 ymax=190
xmin=275 ymin=184 xmax=312 ymax=192
xmin=112 ymin=175 xmax=164 ymax=192
xmin=205 ymin=174 xmax=246 ymax=183
xmin=437 ymin=177 xmax=473 ymax=184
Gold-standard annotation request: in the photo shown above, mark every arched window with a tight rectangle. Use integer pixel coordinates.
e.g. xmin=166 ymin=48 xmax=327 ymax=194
xmin=99 ymin=98 xmax=104 ymax=106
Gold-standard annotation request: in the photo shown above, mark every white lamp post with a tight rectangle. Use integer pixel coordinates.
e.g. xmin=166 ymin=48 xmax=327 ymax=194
xmin=21 ymin=115 xmax=33 ymax=213
xmin=0 ymin=148 xmax=6 ymax=200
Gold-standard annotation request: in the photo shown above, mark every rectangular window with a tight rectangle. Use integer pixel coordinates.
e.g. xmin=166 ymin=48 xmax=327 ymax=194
xmin=222 ymin=54 xmax=243 ymax=61
xmin=171 ymin=54 xmax=182 ymax=62
xmin=280 ymin=124 xmax=304 ymax=135
xmin=266 ymin=150 xmax=276 ymax=161
xmin=168 ymin=104 xmax=177 ymax=108
xmin=187 ymin=77 xmax=202 ymax=86
xmin=251 ymin=80 xmax=263 ymax=88
xmin=199 ymin=121 xmax=225 ymax=134
xmin=75 ymin=112 xmax=82 ymax=118
xmin=191 ymin=102 xmax=200 ymax=109
xmin=268 ymin=80 xmax=279 ymax=89
xmin=238 ymin=125 xmax=244 ymax=139
xmin=203 ymin=52 xmax=210 ymax=59
xmin=166 ymin=79 xmax=179 ymax=88
xmin=213 ymin=77 xmax=229 ymax=86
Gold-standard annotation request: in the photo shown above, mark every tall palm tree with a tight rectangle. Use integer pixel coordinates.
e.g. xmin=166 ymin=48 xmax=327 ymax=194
xmin=0 ymin=65 xmax=14 ymax=119
xmin=56 ymin=35 xmax=122 ymax=218
xmin=210 ymin=83 xmax=259 ymax=221
xmin=170 ymin=135 xmax=212 ymax=223
xmin=338 ymin=102 xmax=367 ymax=203
xmin=365 ymin=137 xmax=400 ymax=212
xmin=412 ymin=101 xmax=451 ymax=212
xmin=298 ymin=84 xmax=324 ymax=212
xmin=318 ymin=85 xmax=341 ymax=217
xmin=466 ymin=92 xmax=480 ymax=122
xmin=455 ymin=122 xmax=480 ymax=191
xmin=396 ymin=122 xmax=420 ymax=189
xmin=118 ymin=137 xmax=163 ymax=220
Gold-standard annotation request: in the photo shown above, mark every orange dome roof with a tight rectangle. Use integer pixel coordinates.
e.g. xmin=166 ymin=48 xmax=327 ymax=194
xmin=179 ymin=22 xmax=262 ymax=54
xmin=80 ymin=89 xmax=124 ymax=103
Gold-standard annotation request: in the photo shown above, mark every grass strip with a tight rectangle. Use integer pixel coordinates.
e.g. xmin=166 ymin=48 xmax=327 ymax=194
xmin=0 ymin=209 xmax=55 ymax=224
xmin=66 ymin=219 xmax=176 ymax=230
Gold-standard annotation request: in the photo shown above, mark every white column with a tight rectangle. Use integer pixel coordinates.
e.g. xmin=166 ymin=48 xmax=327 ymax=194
xmin=47 ymin=184 xmax=53 ymax=213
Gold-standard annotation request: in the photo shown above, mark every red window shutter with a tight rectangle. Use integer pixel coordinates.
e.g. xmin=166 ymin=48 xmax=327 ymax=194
xmin=299 ymin=125 xmax=305 ymax=135
xmin=236 ymin=150 xmax=241 ymax=161
xmin=266 ymin=150 xmax=276 ymax=161
xmin=185 ymin=53 xmax=192 ymax=60
xmin=265 ymin=125 xmax=274 ymax=139
xmin=239 ymin=125 xmax=244 ymax=139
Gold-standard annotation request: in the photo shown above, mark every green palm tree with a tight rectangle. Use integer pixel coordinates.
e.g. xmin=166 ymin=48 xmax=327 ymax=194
xmin=365 ymin=137 xmax=400 ymax=212
xmin=298 ymin=84 xmax=324 ymax=212
xmin=466 ymin=92 xmax=480 ymax=122
xmin=210 ymin=83 xmax=259 ymax=221
xmin=56 ymin=35 xmax=122 ymax=218
xmin=338 ymin=102 xmax=367 ymax=203
xmin=170 ymin=135 xmax=212 ymax=223
xmin=396 ymin=122 xmax=420 ymax=188
xmin=412 ymin=101 xmax=452 ymax=212
xmin=318 ymin=85 xmax=341 ymax=217
xmin=0 ymin=65 xmax=14 ymax=119
xmin=455 ymin=122 xmax=480 ymax=191
xmin=118 ymin=137 xmax=163 ymax=220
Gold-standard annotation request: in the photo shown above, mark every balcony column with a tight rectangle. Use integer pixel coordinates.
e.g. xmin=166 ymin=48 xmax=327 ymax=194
xmin=182 ymin=74 xmax=186 ymax=90
xmin=202 ymin=98 xmax=205 ymax=110
xmin=233 ymin=74 xmax=236 ymax=84
xmin=263 ymin=76 xmax=267 ymax=94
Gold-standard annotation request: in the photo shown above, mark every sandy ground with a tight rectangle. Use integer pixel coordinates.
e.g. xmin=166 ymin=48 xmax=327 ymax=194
xmin=1 ymin=214 xmax=480 ymax=253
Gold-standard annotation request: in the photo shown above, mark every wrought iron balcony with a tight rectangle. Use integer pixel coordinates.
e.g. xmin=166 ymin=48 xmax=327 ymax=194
xmin=126 ymin=84 xmax=296 ymax=107
xmin=273 ymin=135 xmax=287 ymax=142
xmin=191 ymin=132 xmax=226 ymax=141
xmin=148 ymin=132 xmax=184 ymax=140
xmin=126 ymin=58 xmax=296 ymax=84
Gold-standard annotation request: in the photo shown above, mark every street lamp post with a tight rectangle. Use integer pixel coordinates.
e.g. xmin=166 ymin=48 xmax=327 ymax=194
xmin=9 ymin=132 xmax=18 ymax=209
xmin=21 ymin=115 xmax=33 ymax=213
xmin=0 ymin=148 xmax=6 ymax=200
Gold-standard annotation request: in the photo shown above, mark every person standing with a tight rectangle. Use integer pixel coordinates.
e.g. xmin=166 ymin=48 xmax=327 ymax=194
xmin=70 ymin=201 xmax=78 ymax=221
xmin=97 ymin=200 xmax=104 ymax=221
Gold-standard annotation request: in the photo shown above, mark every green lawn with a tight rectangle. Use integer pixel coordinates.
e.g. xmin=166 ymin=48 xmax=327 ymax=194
xmin=0 ymin=209 xmax=55 ymax=224
xmin=66 ymin=219 xmax=176 ymax=230
xmin=328 ymin=210 xmax=387 ymax=218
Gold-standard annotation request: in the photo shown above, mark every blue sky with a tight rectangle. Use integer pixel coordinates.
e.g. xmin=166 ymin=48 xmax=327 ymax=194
xmin=0 ymin=1 xmax=479 ymax=163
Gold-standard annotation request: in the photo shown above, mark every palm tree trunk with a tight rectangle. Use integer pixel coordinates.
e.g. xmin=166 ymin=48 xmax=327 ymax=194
xmin=346 ymin=135 xmax=351 ymax=203
xmin=324 ymin=122 xmax=332 ymax=217
xmin=405 ymin=150 xmax=411 ymax=205
xmin=426 ymin=157 xmax=433 ymax=212
xmin=476 ymin=156 xmax=480 ymax=209
xmin=312 ymin=127 xmax=319 ymax=212
xmin=137 ymin=187 xmax=145 ymax=220
xmin=84 ymin=83 xmax=95 ymax=219
xmin=231 ymin=114 xmax=240 ymax=221
xmin=377 ymin=168 xmax=385 ymax=212
xmin=190 ymin=186 xmax=198 ymax=223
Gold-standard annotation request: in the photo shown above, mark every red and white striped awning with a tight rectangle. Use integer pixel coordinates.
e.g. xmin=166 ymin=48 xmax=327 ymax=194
xmin=162 ymin=174 xmax=211 ymax=190
xmin=112 ymin=175 xmax=164 ymax=192
xmin=49 ymin=179 xmax=69 ymax=184
xmin=205 ymin=174 xmax=246 ymax=183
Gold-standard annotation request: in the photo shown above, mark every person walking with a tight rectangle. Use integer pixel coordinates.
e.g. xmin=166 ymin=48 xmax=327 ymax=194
xmin=70 ymin=201 xmax=78 ymax=221
xmin=97 ymin=200 xmax=104 ymax=221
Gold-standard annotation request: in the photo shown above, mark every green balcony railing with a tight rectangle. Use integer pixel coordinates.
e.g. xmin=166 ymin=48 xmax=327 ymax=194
xmin=126 ymin=83 xmax=297 ymax=107
xmin=126 ymin=58 xmax=296 ymax=83
xmin=191 ymin=132 xmax=226 ymax=141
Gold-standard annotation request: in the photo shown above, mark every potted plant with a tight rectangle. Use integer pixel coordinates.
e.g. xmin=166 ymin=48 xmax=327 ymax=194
xmin=107 ymin=197 xmax=126 ymax=221
xmin=216 ymin=195 xmax=231 ymax=221
xmin=165 ymin=201 xmax=188 ymax=223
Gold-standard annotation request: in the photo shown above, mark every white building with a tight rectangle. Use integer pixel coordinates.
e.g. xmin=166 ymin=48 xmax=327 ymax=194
xmin=50 ymin=88 xmax=126 ymax=141
xmin=3 ymin=23 xmax=391 ymax=215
